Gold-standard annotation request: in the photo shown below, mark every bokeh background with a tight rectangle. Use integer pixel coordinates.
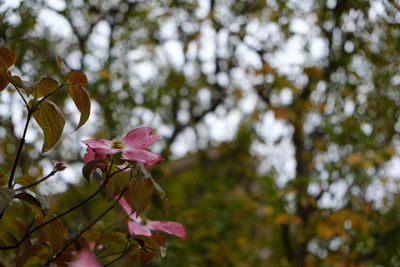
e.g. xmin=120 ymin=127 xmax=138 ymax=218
xmin=1 ymin=0 xmax=400 ymax=266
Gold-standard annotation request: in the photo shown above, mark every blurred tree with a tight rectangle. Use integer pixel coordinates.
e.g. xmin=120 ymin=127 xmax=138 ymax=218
xmin=1 ymin=0 xmax=400 ymax=266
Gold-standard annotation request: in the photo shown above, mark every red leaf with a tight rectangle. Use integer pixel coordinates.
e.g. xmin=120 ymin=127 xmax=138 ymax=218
xmin=0 ymin=72 xmax=8 ymax=91
xmin=68 ymin=70 xmax=88 ymax=87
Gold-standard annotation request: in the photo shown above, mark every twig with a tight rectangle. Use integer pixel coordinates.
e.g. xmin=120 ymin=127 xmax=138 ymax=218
xmin=9 ymin=111 xmax=32 ymax=188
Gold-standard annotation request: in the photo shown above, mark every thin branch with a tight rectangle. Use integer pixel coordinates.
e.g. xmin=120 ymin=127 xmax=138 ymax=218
xmin=15 ymin=165 xmax=64 ymax=191
xmin=9 ymin=111 xmax=32 ymax=188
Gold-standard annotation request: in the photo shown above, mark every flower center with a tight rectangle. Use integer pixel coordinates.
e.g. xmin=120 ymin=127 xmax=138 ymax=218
xmin=111 ymin=139 xmax=125 ymax=149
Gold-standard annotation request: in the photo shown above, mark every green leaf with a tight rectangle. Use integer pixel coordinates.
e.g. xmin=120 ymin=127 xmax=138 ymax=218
xmin=125 ymin=178 xmax=154 ymax=216
xmin=0 ymin=231 xmax=17 ymax=247
xmin=0 ymin=217 xmax=26 ymax=240
xmin=0 ymin=187 xmax=14 ymax=215
xmin=32 ymin=77 xmax=58 ymax=98
xmin=32 ymin=99 xmax=65 ymax=153
xmin=14 ymin=192 xmax=43 ymax=216
xmin=82 ymin=160 xmax=99 ymax=183
xmin=68 ymin=83 xmax=91 ymax=131
xmin=36 ymin=214 xmax=67 ymax=253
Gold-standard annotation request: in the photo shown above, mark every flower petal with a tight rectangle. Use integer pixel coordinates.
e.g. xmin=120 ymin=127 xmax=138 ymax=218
xmin=119 ymin=197 xmax=141 ymax=222
xmin=128 ymin=221 xmax=152 ymax=236
xmin=147 ymin=221 xmax=186 ymax=240
xmin=83 ymin=147 xmax=107 ymax=172
xmin=71 ymin=249 xmax=101 ymax=267
xmin=122 ymin=127 xmax=159 ymax=150
xmin=82 ymin=139 xmax=118 ymax=160
xmin=122 ymin=148 xmax=162 ymax=167
xmin=119 ymin=197 xmax=133 ymax=215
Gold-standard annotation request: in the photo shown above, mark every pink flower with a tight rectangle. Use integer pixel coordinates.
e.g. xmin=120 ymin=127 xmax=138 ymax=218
xmin=119 ymin=197 xmax=186 ymax=241
xmin=82 ymin=127 xmax=162 ymax=168
xmin=71 ymin=249 xmax=101 ymax=267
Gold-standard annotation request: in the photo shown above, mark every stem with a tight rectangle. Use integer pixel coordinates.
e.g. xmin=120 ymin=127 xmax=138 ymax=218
xmin=9 ymin=111 xmax=33 ymax=188
xmin=44 ymin=188 xmax=128 ymax=266
xmin=16 ymin=168 xmax=59 ymax=191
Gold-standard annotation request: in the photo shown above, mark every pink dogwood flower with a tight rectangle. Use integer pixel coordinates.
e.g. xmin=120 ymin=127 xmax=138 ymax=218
xmin=82 ymin=127 xmax=162 ymax=168
xmin=71 ymin=249 xmax=101 ymax=267
xmin=119 ymin=197 xmax=186 ymax=241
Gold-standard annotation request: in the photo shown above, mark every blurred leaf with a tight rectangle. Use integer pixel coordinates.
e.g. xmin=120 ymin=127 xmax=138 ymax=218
xmin=0 ymin=172 xmax=8 ymax=187
xmin=0 ymin=217 xmax=26 ymax=240
xmin=96 ymin=232 xmax=127 ymax=249
xmin=151 ymin=178 xmax=169 ymax=216
xmin=160 ymin=246 xmax=167 ymax=258
xmin=56 ymin=57 xmax=71 ymax=76
xmin=68 ymin=83 xmax=91 ymax=131
xmin=32 ymin=99 xmax=65 ymax=153
xmin=132 ymin=162 xmax=151 ymax=180
xmin=0 ymin=187 xmax=14 ymax=215
xmin=0 ymin=231 xmax=17 ymax=247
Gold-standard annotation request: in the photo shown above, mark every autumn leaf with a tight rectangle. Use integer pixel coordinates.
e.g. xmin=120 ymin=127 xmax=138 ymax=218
xmin=32 ymin=99 xmax=65 ymax=152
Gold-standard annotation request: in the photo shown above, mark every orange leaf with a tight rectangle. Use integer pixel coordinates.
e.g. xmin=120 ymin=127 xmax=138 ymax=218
xmin=0 ymin=47 xmax=16 ymax=70
xmin=67 ymin=70 xmax=88 ymax=87
xmin=68 ymin=83 xmax=91 ymax=130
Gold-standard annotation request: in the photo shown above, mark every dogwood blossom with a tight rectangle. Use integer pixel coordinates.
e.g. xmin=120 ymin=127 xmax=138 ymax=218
xmin=82 ymin=127 xmax=161 ymax=168
xmin=119 ymin=197 xmax=186 ymax=241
